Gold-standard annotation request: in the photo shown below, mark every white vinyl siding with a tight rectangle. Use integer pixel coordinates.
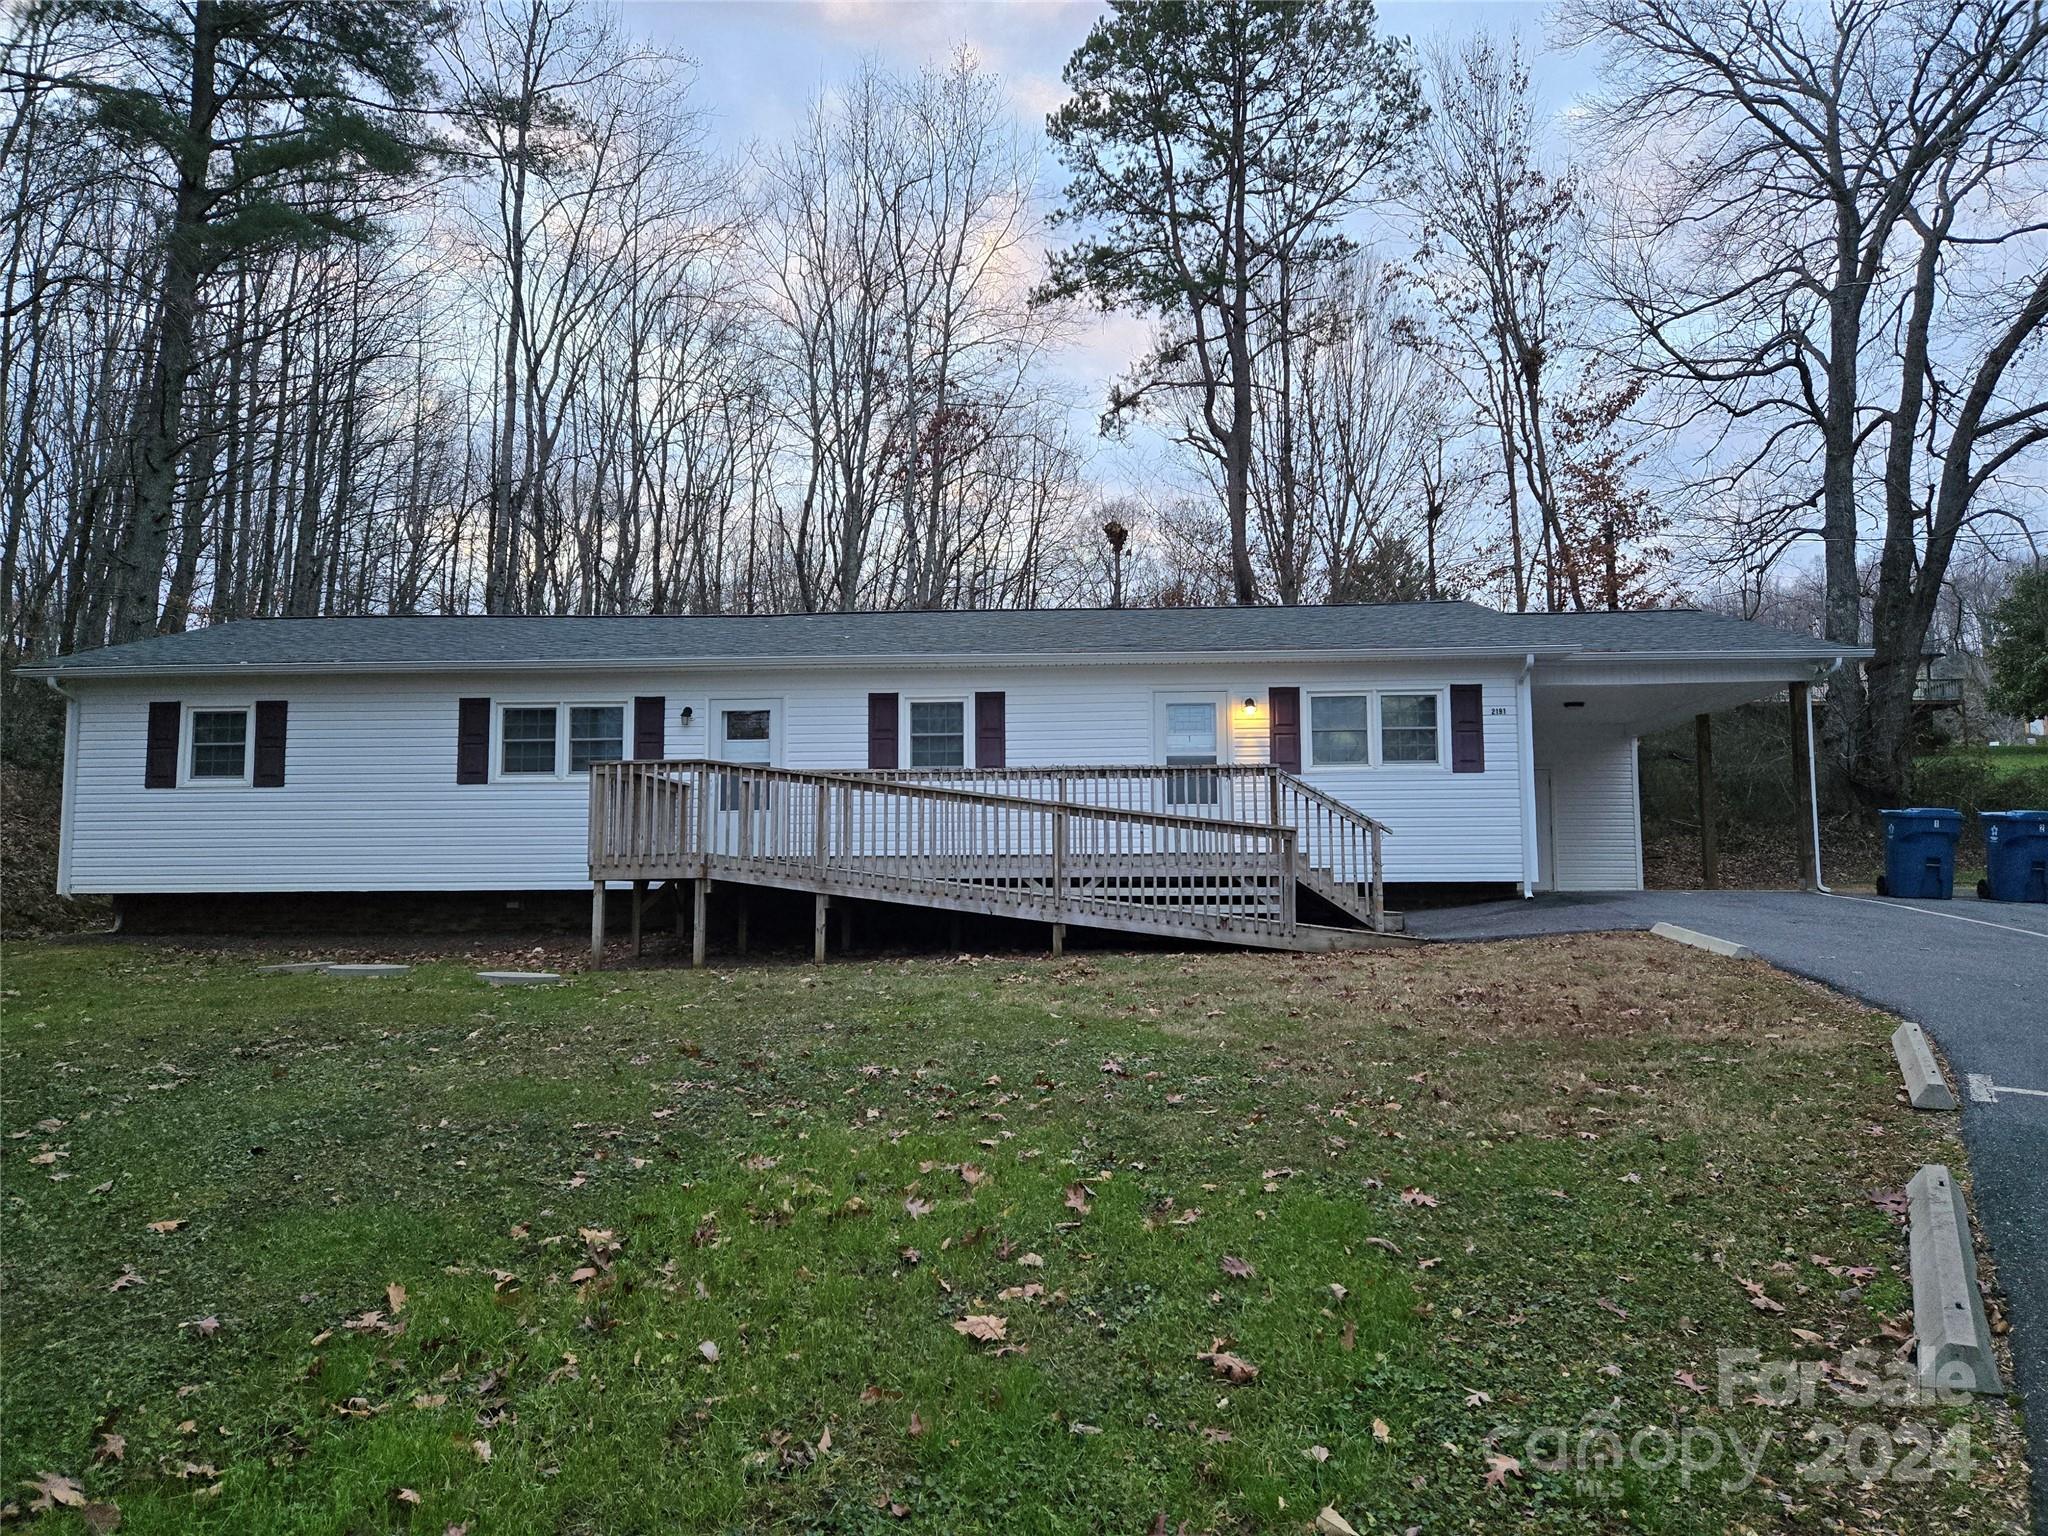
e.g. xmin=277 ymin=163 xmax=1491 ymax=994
xmin=61 ymin=661 xmax=1532 ymax=892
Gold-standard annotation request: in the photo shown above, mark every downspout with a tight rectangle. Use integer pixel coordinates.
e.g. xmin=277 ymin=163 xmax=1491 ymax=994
xmin=42 ymin=674 xmax=83 ymax=906
xmin=1807 ymin=662 xmax=1838 ymax=894
xmin=1517 ymin=653 xmax=1538 ymax=898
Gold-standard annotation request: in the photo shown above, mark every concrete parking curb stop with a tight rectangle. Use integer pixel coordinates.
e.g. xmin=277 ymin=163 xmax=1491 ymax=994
xmin=1907 ymin=1164 xmax=2004 ymax=1396
xmin=1891 ymin=1021 xmax=1958 ymax=1110
xmin=255 ymin=962 xmax=328 ymax=974
xmin=477 ymin=971 xmax=562 ymax=986
xmin=320 ymin=963 xmax=411 ymax=978
xmin=1648 ymin=922 xmax=1755 ymax=960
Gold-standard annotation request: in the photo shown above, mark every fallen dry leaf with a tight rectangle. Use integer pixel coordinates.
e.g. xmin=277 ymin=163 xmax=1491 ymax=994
xmin=146 ymin=1219 xmax=185 ymax=1235
xmin=25 ymin=1472 xmax=86 ymax=1511
xmin=469 ymin=1439 xmax=491 ymax=1464
xmin=1484 ymin=1451 xmax=1522 ymax=1489
xmin=1315 ymin=1507 xmax=1359 ymax=1536
xmin=1219 ymin=1255 xmax=1254 ymax=1280
xmin=386 ymin=1283 xmax=406 ymax=1316
xmin=951 ymin=1314 xmax=1007 ymax=1343
xmin=1371 ymin=1417 xmax=1390 ymax=1444
xmin=1195 ymin=1341 xmax=1258 ymax=1383
xmin=1399 ymin=1188 xmax=1439 ymax=1208
xmin=698 ymin=1339 xmax=720 ymax=1363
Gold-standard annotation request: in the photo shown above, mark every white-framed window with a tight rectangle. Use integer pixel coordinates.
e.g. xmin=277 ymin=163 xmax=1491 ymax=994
xmin=186 ymin=706 xmax=251 ymax=783
xmin=495 ymin=702 xmax=625 ymax=779
xmin=1308 ymin=694 xmax=1372 ymax=766
xmin=908 ymin=699 xmax=967 ymax=768
xmin=1379 ymin=691 xmax=1442 ymax=765
xmin=568 ymin=705 xmax=625 ymax=772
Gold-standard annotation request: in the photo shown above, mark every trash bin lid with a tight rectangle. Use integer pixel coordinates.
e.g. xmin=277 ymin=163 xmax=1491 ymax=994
xmin=1880 ymin=806 xmax=1962 ymax=819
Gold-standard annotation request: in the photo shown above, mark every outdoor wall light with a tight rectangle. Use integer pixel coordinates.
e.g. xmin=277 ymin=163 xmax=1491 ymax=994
xmin=1243 ymin=697 xmax=1258 ymax=715
xmin=680 ymin=706 xmax=695 ymax=725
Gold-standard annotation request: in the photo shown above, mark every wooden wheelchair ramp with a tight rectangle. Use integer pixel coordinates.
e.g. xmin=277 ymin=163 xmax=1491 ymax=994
xmin=588 ymin=760 xmax=1409 ymax=964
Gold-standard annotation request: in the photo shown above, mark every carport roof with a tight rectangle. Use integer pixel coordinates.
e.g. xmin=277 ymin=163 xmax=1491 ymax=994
xmin=18 ymin=601 xmax=1868 ymax=679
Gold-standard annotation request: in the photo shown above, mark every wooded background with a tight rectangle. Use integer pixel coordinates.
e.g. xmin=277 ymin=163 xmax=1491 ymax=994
xmin=3 ymin=0 xmax=2044 ymax=803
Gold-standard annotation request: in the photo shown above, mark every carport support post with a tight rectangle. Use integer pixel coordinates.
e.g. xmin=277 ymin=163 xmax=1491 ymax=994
xmin=1695 ymin=714 xmax=1720 ymax=889
xmin=590 ymin=881 xmax=606 ymax=967
xmin=1788 ymin=681 xmax=1818 ymax=889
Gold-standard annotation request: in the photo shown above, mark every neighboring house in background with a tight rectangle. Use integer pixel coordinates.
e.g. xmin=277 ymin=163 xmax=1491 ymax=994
xmin=20 ymin=604 xmax=1862 ymax=948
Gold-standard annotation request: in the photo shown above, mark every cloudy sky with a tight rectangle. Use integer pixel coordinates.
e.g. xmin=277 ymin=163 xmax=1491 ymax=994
xmin=625 ymin=1 xmax=1599 ymax=494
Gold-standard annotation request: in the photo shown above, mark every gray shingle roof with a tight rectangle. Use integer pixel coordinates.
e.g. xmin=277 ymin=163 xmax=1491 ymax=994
xmin=19 ymin=602 xmax=1863 ymax=678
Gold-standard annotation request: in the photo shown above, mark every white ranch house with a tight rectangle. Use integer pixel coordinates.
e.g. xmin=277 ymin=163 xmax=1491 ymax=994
xmin=23 ymin=603 xmax=1860 ymax=958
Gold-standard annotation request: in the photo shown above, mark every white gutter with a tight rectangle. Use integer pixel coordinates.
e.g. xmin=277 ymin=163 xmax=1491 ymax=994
xmin=1517 ymin=653 xmax=1539 ymax=898
xmin=1807 ymin=663 xmax=1837 ymax=894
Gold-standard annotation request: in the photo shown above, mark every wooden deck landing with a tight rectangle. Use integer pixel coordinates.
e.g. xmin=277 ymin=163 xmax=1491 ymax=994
xmin=587 ymin=760 xmax=1408 ymax=963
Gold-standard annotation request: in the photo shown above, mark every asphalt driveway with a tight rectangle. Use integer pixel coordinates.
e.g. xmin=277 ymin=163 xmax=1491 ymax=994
xmin=1408 ymin=888 xmax=2048 ymax=1522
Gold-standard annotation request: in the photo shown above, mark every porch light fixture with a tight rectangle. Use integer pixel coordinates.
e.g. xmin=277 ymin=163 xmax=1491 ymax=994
xmin=1242 ymin=697 xmax=1258 ymax=716
xmin=680 ymin=706 xmax=695 ymax=725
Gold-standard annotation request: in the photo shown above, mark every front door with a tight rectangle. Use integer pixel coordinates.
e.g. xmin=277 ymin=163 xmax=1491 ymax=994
xmin=711 ymin=700 xmax=777 ymax=848
xmin=1156 ymin=693 xmax=1224 ymax=810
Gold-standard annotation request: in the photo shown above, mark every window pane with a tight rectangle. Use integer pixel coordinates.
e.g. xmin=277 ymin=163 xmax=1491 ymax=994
xmin=502 ymin=706 xmax=557 ymax=775
xmin=1382 ymin=729 xmax=1437 ymax=763
xmin=1381 ymin=693 xmax=1437 ymax=730
xmin=910 ymin=700 xmax=965 ymax=768
xmin=189 ymin=710 xmax=247 ymax=779
xmin=568 ymin=705 xmax=623 ymax=772
xmin=1310 ymin=695 xmax=1371 ymax=764
xmin=1381 ymin=693 xmax=1439 ymax=763
xmin=1163 ymin=702 xmax=1218 ymax=757
xmin=724 ymin=709 xmax=770 ymax=743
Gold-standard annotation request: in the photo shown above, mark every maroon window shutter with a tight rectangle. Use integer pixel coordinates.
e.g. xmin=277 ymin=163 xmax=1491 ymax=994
xmin=633 ymin=696 xmax=665 ymax=760
xmin=1268 ymin=686 xmax=1301 ymax=773
xmin=974 ymin=691 xmax=1006 ymax=769
xmin=253 ymin=700 xmax=288 ymax=787
xmin=457 ymin=697 xmax=490 ymax=784
xmin=867 ymin=692 xmax=899 ymax=769
xmin=1450 ymin=684 xmax=1484 ymax=773
xmin=144 ymin=701 xmax=180 ymax=788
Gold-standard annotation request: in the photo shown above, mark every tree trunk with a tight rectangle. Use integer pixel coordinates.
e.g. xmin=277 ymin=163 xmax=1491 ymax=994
xmin=110 ymin=0 xmax=219 ymax=644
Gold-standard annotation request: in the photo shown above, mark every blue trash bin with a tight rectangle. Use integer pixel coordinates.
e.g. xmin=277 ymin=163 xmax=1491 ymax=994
xmin=1877 ymin=808 xmax=1961 ymax=899
xmin=1978 ymin=810 xmax=2048 ymax=903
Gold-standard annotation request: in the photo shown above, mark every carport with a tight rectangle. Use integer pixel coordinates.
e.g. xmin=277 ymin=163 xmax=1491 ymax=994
xmin=1521 ymin=628 xmax=1872 ymax=893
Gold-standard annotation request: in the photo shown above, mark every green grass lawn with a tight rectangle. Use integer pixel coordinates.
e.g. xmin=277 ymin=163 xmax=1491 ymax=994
xmin=0 ymin=938 xmax=2029 ymax=1533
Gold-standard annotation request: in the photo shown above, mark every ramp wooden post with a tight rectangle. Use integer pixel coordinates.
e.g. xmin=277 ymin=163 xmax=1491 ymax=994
xmin=590 ymin=881 xmax=606 ymax=967
xmin=1055 ymin=780 xmax=1069 ymax=955
xmin=814 ymin=892 xmax=828 ymax=964
xmin=630 ymin=880 xmax=645 ymax=957
xmin=1788 ymin=682 xmax=1817 ymax=889
xmin=691 ymin=878 xmax=708 ymax=968
xmin=1695 ymin=713 xmax=1720 ymax=889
